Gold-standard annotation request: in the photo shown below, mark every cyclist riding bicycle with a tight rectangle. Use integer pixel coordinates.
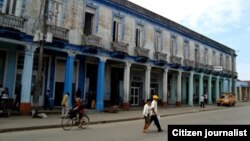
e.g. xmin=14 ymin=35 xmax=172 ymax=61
xmin=70 ymin=97 xmax=84 ymax=125
xmin=61 ymin=97 xmax=89 ymax=130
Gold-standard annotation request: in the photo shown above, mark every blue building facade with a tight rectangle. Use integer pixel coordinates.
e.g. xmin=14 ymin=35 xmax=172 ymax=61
xmin=0 ymin=0 xmax=237 ymax=114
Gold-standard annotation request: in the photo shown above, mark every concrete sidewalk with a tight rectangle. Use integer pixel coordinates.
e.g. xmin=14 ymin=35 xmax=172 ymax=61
xmin=1 ymin=102 xmax=250 ymax=133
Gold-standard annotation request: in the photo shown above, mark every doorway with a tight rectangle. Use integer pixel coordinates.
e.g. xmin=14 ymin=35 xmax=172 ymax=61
xmin=130 ymin=87 xmax=140 ymax=106
xmin=110 ymin=67 xmax=123 ymax=106
xmin=55 ymin=82 xmax=64 ymax=106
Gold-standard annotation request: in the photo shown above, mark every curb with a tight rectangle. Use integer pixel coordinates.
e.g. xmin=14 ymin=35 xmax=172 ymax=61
xmin=0 ymin=104 xmax=249 ymax=133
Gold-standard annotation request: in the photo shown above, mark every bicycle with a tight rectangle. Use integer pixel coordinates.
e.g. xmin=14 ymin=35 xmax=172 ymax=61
xmin=61 ymin=112 xmax=89 ymax=130
xmin=0 ymin=98 xmax=13 ymax=117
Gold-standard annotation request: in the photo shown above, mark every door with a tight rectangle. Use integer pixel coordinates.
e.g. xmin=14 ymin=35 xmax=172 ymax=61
xmin=55 ymin=82 xmax=64 ymax=106
xmin=130 ymin=87 xmax=140 ymax=106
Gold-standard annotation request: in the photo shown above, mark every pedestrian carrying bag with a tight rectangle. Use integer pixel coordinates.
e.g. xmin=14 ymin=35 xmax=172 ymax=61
xmin=157 ymin=115 xmax=160 ymax=121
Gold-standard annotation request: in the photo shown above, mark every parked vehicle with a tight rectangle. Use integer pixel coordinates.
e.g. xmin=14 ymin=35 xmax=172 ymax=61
xmin=216 ymin=93 xmax=236 ymax=107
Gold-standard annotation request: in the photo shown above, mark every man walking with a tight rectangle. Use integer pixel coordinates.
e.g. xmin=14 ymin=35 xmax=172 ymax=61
xmin=44 ymin=89 xmax=50 ymax=110
xmin=200 ymin=94 xmax=205 ymax=108
xmin=149 ymin=95 xmax=163 ymax=132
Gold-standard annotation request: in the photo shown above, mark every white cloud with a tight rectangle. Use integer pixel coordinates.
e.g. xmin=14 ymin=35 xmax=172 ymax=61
xmin=129 ymin=0 xmax=250 ymax=80
xmin=129 ymin=0 xmax=246 ymax=34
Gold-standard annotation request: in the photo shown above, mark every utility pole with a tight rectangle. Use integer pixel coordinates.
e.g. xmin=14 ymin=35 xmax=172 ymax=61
xmin=33 ymin=0 xmax=49 ymax=117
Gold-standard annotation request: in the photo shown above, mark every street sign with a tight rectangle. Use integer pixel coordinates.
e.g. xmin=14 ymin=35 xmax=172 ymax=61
xmin=214 ymin=66 xmax=223 ymax=72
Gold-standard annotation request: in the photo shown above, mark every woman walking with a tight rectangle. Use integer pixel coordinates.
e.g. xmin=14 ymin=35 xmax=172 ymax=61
xmin=142 ymin=99 xmax=151 ymax=133
xmin=61 ymin=92 xmax=69 ymax=118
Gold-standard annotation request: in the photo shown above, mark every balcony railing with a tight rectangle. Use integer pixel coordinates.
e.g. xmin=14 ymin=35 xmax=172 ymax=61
xmin=223 ymin=69 xmax=230 ymax=75
xmin=47 ymin=24 xmax=69 ymax=41
xmin=135 ymin=47 xmax=149 ymax=58
xmin=170 ymin=56 xmax=182 ymax=65
xmin=183 ymin=59 xmax=194 ymax=67
xmin=111 ymin=41 xmax=129 ymax=54
xmin=0 ymin=13 xmax=26 ymax=31
xmin=154 ymin=52 xmax=167 ymax=61
xmin=205 ymin=64 xmax=213 ymax=71
xmin=234 ymin=72 xmax=238 ymax=79
xmin=195 ymin=62 xmax=205 ymax=71
xmin=82 ymin=34 xmax=102 ymax=48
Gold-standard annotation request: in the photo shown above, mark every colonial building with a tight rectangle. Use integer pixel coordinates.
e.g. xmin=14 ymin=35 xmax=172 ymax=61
xmin=0 ymin=0 xmax=238 ymax=114
xmin=236 ymin=80 xmax=250 ymax=102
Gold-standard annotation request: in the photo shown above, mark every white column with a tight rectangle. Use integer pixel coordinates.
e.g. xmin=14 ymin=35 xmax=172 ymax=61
xmin=215 ymin=76 xmax=220 ymax=100
xmin=21 ymin=45 xmax=36 ymax=103
xmin=170 ymin=75 xmax=176 ymax=104
xmin=162 ymin=68 xmax=168 ymax=106
xmin=234 ymin=80 xmax=237 ymax=96
xmin=123 ymin=62 xmax=131 ymax=104
xmin=221 ymin=77 xmax=225 ymax=93
xmin=239 ymin=85 xmax=242 ymax=101
xmin=188 ymin=71 xmax=194 ymax=106
xmin=15 ymin=0 xmax=23 ymax=17
xmin=229 ymin=79 xmax=232 ymax=93
xmin=198 ymin=73 xmax=204 ymax=103
xmin=176 ymin=70 xmax=182 ymax=106
xmin=208 ymin=75 xmax=212 ymax=104
xmin=182 ymin=77 xmax=187 ymax=103
xmin=20 ymin=45 xmax=37 ymax=114
xmin=235 ymin=80 xmax=238 ymax=102
xmin=145 ymin=65 xmax=151 ymax=100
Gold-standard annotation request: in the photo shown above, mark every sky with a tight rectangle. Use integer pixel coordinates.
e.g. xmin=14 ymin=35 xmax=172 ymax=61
xmin=129 ymin=0 xmax=250 ymax=81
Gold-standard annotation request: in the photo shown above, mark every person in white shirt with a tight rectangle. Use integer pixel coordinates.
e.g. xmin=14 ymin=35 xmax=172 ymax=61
xmin=149 ymin=95 xmax=162 ymax=132
xmin=200 ymin=94 xmax=205 ymax=108
xmin=204 ymin=93 xmax=208 ymax=104
xmin=61 ymin=92 xmax=69 ymax=118
xmin=142 ymin=99 xmax=151 ymax=133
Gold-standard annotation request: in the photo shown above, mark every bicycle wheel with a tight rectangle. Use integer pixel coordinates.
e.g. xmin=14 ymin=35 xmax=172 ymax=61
xmin=79 ymin=114 xmax=89 ymax=129
xmin=61 ymin=116 xmax=73 ymax=130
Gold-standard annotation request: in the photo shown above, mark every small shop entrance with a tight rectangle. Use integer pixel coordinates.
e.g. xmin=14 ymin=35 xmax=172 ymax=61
xmin=85 ymin=63 xmax=98 ymax=109
xmin=110 ymin=67 xmax=123 ymax=106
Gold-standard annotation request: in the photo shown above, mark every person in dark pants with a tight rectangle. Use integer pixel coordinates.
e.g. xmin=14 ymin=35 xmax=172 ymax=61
xmin=1 ymin=87 xmax=9 ymax=98
xmin=200 ymin=94 xmax=205 ymax=108
xmin=76 ymin=88 xmax=81 ymax=98
xmin=13 ymin=85 xmax=21 ymax=111
xmin=148 ymin=95 xmax=162 ymax=132
xmin=44 ymin=89 xmax=50 ymax=110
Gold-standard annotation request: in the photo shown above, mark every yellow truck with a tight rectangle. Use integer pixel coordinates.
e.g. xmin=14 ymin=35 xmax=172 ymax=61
xmin=216 ymin=93 xmax=236 ymax=107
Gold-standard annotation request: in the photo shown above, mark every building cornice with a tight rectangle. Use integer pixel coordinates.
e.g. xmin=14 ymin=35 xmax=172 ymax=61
xmin=95 ymin=0 xmax=235 ymax=55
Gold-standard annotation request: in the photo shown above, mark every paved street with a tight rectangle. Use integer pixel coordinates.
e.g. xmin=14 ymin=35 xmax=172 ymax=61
xmin=1 ymin=105 xmax=250 ymax=141
xmin=0 ymin=102 xmax=250 ymax=133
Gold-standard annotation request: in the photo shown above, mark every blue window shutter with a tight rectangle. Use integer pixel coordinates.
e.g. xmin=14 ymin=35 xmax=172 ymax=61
xmin=62 ymin=0 xmax=68 ymax=25
xmin=95 ymin=7 xmax=99 ymax=33
xmin=122 ymin=17 xmax=125 ymax=40
xmin=0 ymin=0 xmax=4 ymax=11
xmin=21 ymin=0 xmax=27 ymax=14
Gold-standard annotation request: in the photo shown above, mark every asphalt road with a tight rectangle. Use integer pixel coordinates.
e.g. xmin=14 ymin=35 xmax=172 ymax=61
xmin=1 ymin=106 xmax=250 ymax=141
